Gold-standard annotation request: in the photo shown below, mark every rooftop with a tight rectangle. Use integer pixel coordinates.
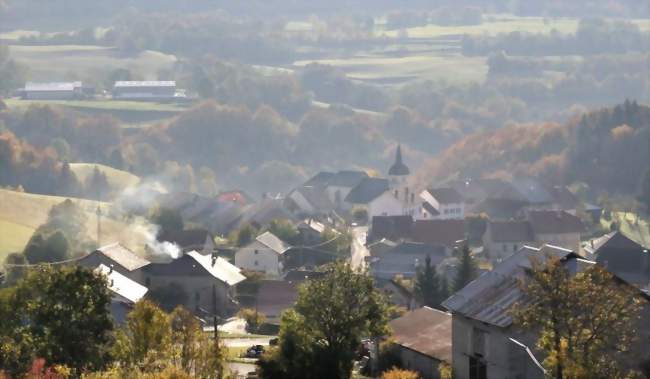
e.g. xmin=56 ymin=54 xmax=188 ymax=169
xmin=95 ymin=264 xmax=148 ymax=304
xmin=388 ymin=145 xmax=410 ymax=176
xmin=426 ymin=188 xmax=463 ymax=204
xmin=94 ymin=243 xmax=150 ymax=271
xmin=255 ymin=231 xmax=290 ymax=254
xmin=345 ymin=177 xmax=390 ymax=204
xmin=389 ymin=307 xmax=452 ymax=362
xmin=186 ymin=251 xmax=246 ymax=286
xmin=411 ymin=219 xmax=465 ymax=248
xmin=114 ymin=81 xmax=176 ymax=87
xmin=327 ymin=170 xmax=368 ymax=188
xmin=488 ymin=220 xmax=534 ymax=242
xmin=527 ymin=210 xmax=584 ymax=234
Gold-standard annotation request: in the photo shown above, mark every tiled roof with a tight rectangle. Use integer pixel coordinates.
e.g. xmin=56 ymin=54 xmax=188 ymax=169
xmin=411 ymin=219 xmax=465 ymax=248
xmin=527 ymin=210 xmax=584 ymax=234
xmin=304 ymin=172 xmax=334 ymax=187
xmin=95 ymin=264 xmax=148 ymax=304
xmin=488 ymin=220 xmax=534 ymax=242
xmin=389 ymin=307 xmax=452 ymax=362
xmin=95 ymin=243 xmax=150 ymax=271
xmin=255 ymin=231 xmax=290 ymax=255
xmin=345 ymin=178 xmax=390 ymax=204
xmin=442 ymin=245 xmax=578 ymax=327
xmin=293 ymin=186 xmax=334 ymax=211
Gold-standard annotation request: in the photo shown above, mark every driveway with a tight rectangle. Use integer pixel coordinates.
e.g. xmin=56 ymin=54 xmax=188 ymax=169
xmin=350 ymin=226 xmax=370 ymax=271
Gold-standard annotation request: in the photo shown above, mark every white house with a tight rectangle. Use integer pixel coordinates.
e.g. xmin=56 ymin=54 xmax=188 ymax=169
xmin=95 ymin=263 xmax=149 ymax=324
xmin=235 ymin=231 xmax=290 ymax=277
xmin=418 ymin=188 xmax=465 ymax=220
xmin=345 ymin=177 xmax=405 ymax=220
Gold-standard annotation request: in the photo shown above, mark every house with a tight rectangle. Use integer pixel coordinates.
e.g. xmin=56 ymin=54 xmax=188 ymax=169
xmin=95 ymin=264 xmax=148 ymax=324
xmin=142 ymin=251 xmax=245 ymax=316
xmin=586 ymin=231 xmax=650 ymax=287
xmin=443 ymin=244 xmax=650 ymax=379
xmin=112 ymin=81 xmax=179 ymax=100
xmin=158 ymin=228 xmax=216 ymax=255
xmin=482 ymin=220 xmax=535 ymax=260
xmin=21 ymin=81 xmax=87 ymax=100
xmin=368 ymin=238 xmax=398 ymax=256
xmin=418 ymin=188 xmax=465 ymax=220
xmin=216 ymin=190 xmax=255 ymax=206
xmin=324 ymin=170 xmax=368 ymax=210
xmin=77 ymin=243 xmax=150 ymax=283
xmin=442 ymin=245 xmax=581 ymax=379
xmin=483 ymin=210 xmax=583 ymax=260
xmin=345 ymin=177 xmax=404 ymax=219
xmin=369 ymin=242 xmax=446 ymax=280
xmin=369 ymin=215 xmax=413 ymax=243
xmin=389 ymin=307 xmax=452 ymax=379
xmin=296 ymin=219 xmax=326 ymax=245
xmin=381 ymin=279 xmax=417 ymax=310
xmin=235 ymin=231 xmax=290 ymax=277
xmin=527 ymin=210 xmax=583 ymax=252
xmin=411 ymin=219 xmax=466 ymax=255
xmin=255 ymin=280 xmax=299 ymax=325
xmin=285 ymin=185 xmax=334 ymax=216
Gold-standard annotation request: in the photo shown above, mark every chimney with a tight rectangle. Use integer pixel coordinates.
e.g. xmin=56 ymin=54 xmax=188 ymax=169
xmin=394 ymin=189 xmax=398 ymax=199
xmin=110 ymin=279 xmax=114 ymax=287
xmin=109 ymin=264 xmax=113 ymax=274
xmin=410 ymin=192 xmax=415 ymax=204
xmin=643 ymin=249 xmax=649 ymax=273
xmin=211 ymin=253 xmax=217 ymax=267
xmin=404 ymin=187 xmax=409 ymax=203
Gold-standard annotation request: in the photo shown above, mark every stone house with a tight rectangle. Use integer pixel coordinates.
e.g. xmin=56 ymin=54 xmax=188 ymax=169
xmin=77 ymin=243 xmax=150 ymax=283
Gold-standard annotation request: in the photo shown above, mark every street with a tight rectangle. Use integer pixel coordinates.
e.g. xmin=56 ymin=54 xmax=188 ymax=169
xmin=350 ymin=226 xmax=370 ymax=270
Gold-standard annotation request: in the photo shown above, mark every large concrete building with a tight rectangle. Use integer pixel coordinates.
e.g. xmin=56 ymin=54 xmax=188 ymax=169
xmin=112 ymin=81 xmax=178 ymax=100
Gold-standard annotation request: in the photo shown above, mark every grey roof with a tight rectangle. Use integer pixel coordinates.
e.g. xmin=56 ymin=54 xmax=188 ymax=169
xmin=507 ymin=177 xmax=553 ymax=204
xmin=327 ymin=170 xmax=368 ymax=188
xmin=114 ymin=81 xmax=176 ymax=87
xmin=527 ymin=210 xmax=584 ymax=234
xmin=427 ymin=187 xmax=463 ymax=204
xmin=386 ymin=242 xmax=447 ymax=256
xmin=95 ymin=243 xmax=150 ymax=271
xmin=345 ymin=177 xmax=390 ymax=204
xmin=389 ymin=307 xmax=452 ymax=362
xmin=442 ymin=245 xmax=578 ymax=327
xmin=304 ymin=172 xmax=334 ymax=187
xmin=293 ymin=186 xmax=334 ymax=211
xmin=95 ymin=264 xmax=148 ymax=304
xmin=388 ymin=145 xmax=410 ymax=176
xmin=255 ymin=231 xmax=290 ymax=254
xmin=488 ymin=220 xmax=534 ymax=242
xmin=186 ymin=251 xmax=246 ymax=286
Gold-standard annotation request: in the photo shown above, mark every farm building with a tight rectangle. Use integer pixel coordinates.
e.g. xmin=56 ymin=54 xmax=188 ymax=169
xmin=21 ymin=81 xmax=88 ymax=100
xmin=112 ymin=80 xmax=179 ymax=100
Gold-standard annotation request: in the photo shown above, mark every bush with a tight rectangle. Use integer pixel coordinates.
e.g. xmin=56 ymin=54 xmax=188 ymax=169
xmin=237 ymin=308 xmax=266 ymax=333
xmin=380 ymin=367 xmax=420 ymax=379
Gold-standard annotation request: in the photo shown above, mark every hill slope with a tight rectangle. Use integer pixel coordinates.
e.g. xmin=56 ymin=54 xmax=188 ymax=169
xmin=70 ymin=163 xmax=140 ymax=191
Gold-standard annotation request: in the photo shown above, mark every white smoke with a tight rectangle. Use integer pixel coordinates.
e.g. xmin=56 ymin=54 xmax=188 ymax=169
xmin=131 ymin=220 xmax=182 ymax=260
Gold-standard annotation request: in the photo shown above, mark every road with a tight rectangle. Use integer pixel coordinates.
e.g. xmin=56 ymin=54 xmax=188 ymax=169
xmin=228 ymin=362 xmax=256 ymax=378
xmin=350 ymin=226 xmax=370 ymax=270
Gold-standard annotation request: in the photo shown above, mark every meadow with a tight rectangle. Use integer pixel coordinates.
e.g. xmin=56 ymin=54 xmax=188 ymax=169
xmin=0 ymin=189 xmax=149 ymax=261
xmin=70 ymin=163 xmax=141 ymax=191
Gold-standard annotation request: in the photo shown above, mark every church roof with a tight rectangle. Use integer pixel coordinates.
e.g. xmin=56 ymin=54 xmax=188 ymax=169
xmin=388 ymin=145 xmax=410 ymax=176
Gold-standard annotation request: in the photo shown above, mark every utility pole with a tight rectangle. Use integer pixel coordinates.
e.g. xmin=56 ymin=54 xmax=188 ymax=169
xmin=96 ymin=175 xmax=102 ymax=247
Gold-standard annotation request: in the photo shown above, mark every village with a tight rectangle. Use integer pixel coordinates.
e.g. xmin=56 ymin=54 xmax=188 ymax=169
xmin=21 ymin=144 xmax=645 ymax=379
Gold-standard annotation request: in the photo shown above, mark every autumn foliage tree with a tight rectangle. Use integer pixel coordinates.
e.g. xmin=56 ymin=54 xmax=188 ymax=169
xmin=514 ymin=257 xmax=645 ymax=379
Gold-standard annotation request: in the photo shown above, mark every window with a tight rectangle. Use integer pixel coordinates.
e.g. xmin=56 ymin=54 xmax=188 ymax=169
xmin=145 ymin=277 xmax=151 ymax=287
xmin=503 ymin=244 xmax=508 ymax=252
xmin=469 ymin=356 xmax=487 ymax=379
xmin=513 ymin=244 xmax=518 ymax=252
xmin=254 ymin=249 xmax=259 ymax=255
xmin=254 ymin=260 xmax=258 ymax=266
xmin=472 ymin=327 xmax=487 ymax=356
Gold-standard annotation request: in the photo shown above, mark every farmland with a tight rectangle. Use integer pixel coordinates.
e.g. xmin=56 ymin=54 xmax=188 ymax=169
xmin=70 ymin=163 xmax=141 ymax=191
xmin=0 ymin=189 xmax=149 ymax=260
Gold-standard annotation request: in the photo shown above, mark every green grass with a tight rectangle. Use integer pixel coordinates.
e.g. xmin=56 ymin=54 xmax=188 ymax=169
xmin=0 ymin=189 xmax=149 ymax=259
xmin=601 ymin=212 xmax=650 ymax=247
xmin=69 ymin=163 xmax=140 ymax=191
xmin=0 ymin=219 xmax=35 ymax=261
xmin=8 ymin=44 xmax=177 ymax=81
xmin=5 ymin=98 xmax=187 ymax=112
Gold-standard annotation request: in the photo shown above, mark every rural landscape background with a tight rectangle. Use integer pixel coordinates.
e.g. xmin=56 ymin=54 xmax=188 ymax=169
xmin=0 ymin=0 xmax=649 ymax=378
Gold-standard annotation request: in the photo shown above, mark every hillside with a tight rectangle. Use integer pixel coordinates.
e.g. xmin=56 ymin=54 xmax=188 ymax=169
xmin=0 ymin=189 xmax=148 ymax=260
xmin=70 ymin=163 xmax=140 ymax=191
xmin=415 ymin=101 xmax=650 ymax=199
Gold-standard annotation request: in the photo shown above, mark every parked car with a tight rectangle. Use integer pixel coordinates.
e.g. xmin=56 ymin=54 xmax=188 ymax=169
xmin=244 ymin=345 xmax=265 ymax=358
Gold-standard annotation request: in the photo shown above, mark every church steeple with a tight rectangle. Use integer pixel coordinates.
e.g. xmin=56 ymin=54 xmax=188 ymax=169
xmin=388 ymin=144 xmax=410 ymax=176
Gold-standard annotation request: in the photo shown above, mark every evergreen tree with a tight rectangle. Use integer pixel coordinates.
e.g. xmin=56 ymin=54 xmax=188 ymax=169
xmin=414 ymin=255 xmax=442 ymax=309
xmin=453 ymin=244 xmax=478 ymax=293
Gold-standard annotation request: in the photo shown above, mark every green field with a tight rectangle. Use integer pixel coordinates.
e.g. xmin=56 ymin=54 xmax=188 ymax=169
xmin=70 ymin=163 xmax=141 ymax=191
xmin=8 ymin=44 xmax=177 ymax=81
xmin=0 ymin=189 xmax=149 ymax=261
xmin=4 ymin=98 xmax=187 ymax=124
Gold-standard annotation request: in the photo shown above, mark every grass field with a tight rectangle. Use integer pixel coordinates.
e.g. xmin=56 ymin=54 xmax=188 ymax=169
xmin=0 ymin=189 xmax=149 ymax=261
xmin=70 ymin=163 xmax=141 ymax=190
xmin=8 ymin=44 xmax=177 ymax=81
xmin=601 ymin=212 xmax=650 ymax=247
